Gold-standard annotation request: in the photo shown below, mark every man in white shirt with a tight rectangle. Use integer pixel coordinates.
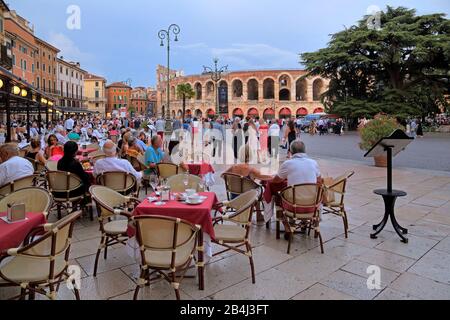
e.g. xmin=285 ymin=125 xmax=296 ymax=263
xmin=93 ymin=140 xmax=142 ymax=183
xmin=55 ymin=128 xmax=67 ymax=145
xmin=0 ymin=144 xmax=34 ymax=187
xmin=268 ymin=120 xmax=280 ymax=158
xmin=64 ymin=116 xmax=75 ymax=133
xmin=272 ymin=140 xmax=322 ymax=186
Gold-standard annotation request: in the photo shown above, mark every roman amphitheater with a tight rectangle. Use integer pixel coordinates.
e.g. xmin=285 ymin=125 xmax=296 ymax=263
xmin=156 ymin=66 xmax=329 ymax=120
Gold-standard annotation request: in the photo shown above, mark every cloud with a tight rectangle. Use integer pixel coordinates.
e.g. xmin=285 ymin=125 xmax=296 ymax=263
xmin=48 ymin=32 xmax=93 ymax=62
xmin=176 ymin=43 xmax=300 ymax=70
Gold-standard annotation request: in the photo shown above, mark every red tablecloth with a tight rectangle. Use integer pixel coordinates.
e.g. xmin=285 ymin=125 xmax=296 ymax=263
xmin=49 ymin=155 xmax=87 ymax=162
xmin=129 ymin=192 xmax=217 ymax=239
xmin=0 ymin=212 xmax=47 ymax=253
xmin=187 ymin=163 xmax=215 ymax=176
xmin=263 ymin=180 xmax=288 ymax=205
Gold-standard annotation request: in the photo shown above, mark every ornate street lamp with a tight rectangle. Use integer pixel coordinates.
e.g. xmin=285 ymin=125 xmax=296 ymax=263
xmin=158 ymin=24 xmax=180 ymax=125
xmin=203 ymin=58 xmax=228 ymax=116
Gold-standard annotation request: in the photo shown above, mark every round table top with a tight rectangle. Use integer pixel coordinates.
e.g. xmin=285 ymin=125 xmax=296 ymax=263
xmin=374 ymin=189 xmax=407 ymax=197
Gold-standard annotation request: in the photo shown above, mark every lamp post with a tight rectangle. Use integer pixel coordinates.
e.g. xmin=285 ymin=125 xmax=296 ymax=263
xmin=203 ymin=58 xmax=228 ymax=116
xmin=158 ymin=24 xmax=180 ymax=124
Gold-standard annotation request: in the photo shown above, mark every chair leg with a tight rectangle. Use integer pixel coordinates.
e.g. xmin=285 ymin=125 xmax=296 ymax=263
xmin=287 ymin=231 xmax=293 ymax=254
xmin=93 ymin=237 xmax=105 ymax=277
xmin=28 ymin=286 xmax=35 ymax=300
xmin=266 ymin=221 xmax=270 ymax=229
xmin=104 ymin=238 xmax=108 ymax=260
xmin=276 ymin=219 xmax=280 ymax=240
xmin=318 ymin=231 xmax=324 ymax=254
xmin=73 ymin=286 xmax=81 ymax=300
xmin=343 ymin=210 xmax=349 ymax=238
xmin=133 ymin=268 xmax=147 ymax=300
xmin=246 ymin=242 xmax=256 ymax=284
xmin=57 ymin=204 xmax=62 ymax=220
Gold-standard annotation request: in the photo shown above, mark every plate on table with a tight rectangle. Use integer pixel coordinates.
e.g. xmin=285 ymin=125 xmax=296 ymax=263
xmin=147 ymin=197 xmax=159 ymax=203
xmin=185 ymin=197 xmax=205 ymax=205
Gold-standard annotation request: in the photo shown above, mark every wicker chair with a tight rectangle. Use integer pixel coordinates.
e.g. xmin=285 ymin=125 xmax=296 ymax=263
xmin=46 ymin=171 xmax=88 ymax=220
xmin=90 ymin=153 xmax=107 ymax=165
xmin=25 ymin=158 xmax=47 ymax=188
xmin=323 ymin=171 xmax=355 ymax=238
xmin=280 ymin=184 xmax=325 ymax=254
xmin=156 ymin=163 xmax=179 ymax=180
xmin=96 ymin=171 xmax=138 ymax=197
xmin=0 ymin=187 xmax=52 ymax=214
xmin=86 ymin=143 xmax=100 ymax=151
xmin=213 ymin=190 xmax=259 ymax=283
xmin=90 ymin=186 xmax=140 ymax=277
xmin=45 ymin=160 xmax=58 ymax=172
xmin=221 ymin=173 xmax=265 ymax=222
xmin=126 ymin=155 xmax=151 ymax=194
xmin=0 ymin=211 xmax=82 ymax=300
xmin=166 ymin=174 xmax=204 ymax=193
xmin=0 ymin=175 xmax=40 ymax=198
xmin=132 ymin=215 xmax=201 ymax=300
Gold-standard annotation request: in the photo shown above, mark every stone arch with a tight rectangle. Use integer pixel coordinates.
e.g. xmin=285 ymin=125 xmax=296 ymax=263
xmin=313 ymin=107 xmax=324 ymax=114
xmin=263 ymin=108 xmax=275 ymax=121
xmin=194 ymin=82 xmax=202 ymax=100
xmin=296 ymin=107 xmax=308 ymax=116
xmin=278 ymin=73 xmax=292 ymax=88
xmin=296 ymin=78 xmax=307 ymax=101
xmin=195 ymin=109 xmax=203 ymax=118
xmin=171 ymin=85 xmax=176 ymax=100
xmin=206 ymin=108 xmax=215 ymax=118
xmin=313 ymin=78 xmax=325 ymax=101
xmin=279 ymin=107 xmax=292 ymax=119
xmin=263 ymin=78 xmax=275 ymax=100
xmin=248 ymin=108 xmax=259 ymax=118
xmin=232 ymin=79 xmax=243 ymax=99
xmin=206 ymin=81 xmax=215 ymax=99
xmin=232 ymin=107 xmax=244 ymax=118
xmin=279 ymin=88 xmax=291 ymax=101
xmin=177 ymin=109 xmax=183 ymax=117
xmin=247 ymin=79 xmax=259 ymax=101
xmin=171 ymin=110 xmax=176 ymax=118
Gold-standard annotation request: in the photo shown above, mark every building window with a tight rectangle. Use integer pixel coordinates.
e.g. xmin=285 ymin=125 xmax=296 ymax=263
xmin=0 ymin=16 xmax=3 ymax=33
xmin=12 ymin=55 xmax=15 ymax=66
xmin=32 ymin=64 xmax=34 ymax=72
xmin=60 ymin=66 xmax=63 ymax=73
xmin=37 ymin=77 xmax=40 ymax=89
xmin=48 ymin=65 xmax=51 ymax=73
xmin=95 ymin=103 xmax=99 ymax=108
xmin=23 ymin=60 xmax=27 ymax=70
xmin=43 ymin=51 xmax=45 ymax=57
xmin=95 ymin=82 xmax=99 ymax=87
xmin=95 ymin=90 xmax=99 ymax=98
xmin=36 ymin=62 xmax=39 ymax=69
xmin=42 ymin=78 xmax=46 ymax=91
xmin=66 ymin=68 xmax=68 ymax=75
xmin=48 ymin=80 xmax=51 ymax=91
xmin=43 ymin=63 xmax=46 ymax=72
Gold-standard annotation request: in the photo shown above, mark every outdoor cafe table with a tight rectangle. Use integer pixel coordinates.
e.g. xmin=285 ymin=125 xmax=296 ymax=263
xmin=127 ymin=192 xmax=218 ymax=291
xmin=128 ymin=192 xmax=217 ymax=242
xmin=0 ymin=212 xmax=47 ymax=253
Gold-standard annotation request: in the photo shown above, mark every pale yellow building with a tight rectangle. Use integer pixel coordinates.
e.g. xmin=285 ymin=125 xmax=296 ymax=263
xmin=85 ymin=73 xmax=106 ymax=116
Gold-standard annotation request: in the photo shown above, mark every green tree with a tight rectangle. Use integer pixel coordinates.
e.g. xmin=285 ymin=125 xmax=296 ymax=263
xmin=176 ymin=83 xmax=195 ymax=121
xmin=301 ymin=6 xmax=450 ymax=120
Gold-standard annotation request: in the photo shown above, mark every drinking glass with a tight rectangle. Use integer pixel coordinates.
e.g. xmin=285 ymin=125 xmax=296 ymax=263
xmin=183 ymin=173 xmax=189 ymax=190
xmin=149 ymin=175 xmax=159 ymax=193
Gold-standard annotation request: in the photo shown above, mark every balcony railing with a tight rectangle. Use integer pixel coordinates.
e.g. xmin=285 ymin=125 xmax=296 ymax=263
xmin=87 ymin=97 xmax=107 ymax=103
xmin=0 ymin=45 xmax=13 ymax=70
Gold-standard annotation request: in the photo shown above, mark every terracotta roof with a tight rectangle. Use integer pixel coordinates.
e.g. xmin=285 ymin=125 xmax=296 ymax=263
xmin=85 ymin=73 xmax=106 ymax=81
xmin=106 ymin=82 xmax=132 ymax=89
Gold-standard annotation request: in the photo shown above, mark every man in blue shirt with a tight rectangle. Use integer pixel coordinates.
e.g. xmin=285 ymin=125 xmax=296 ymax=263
xmin=144 ymin=135 xmax=165 ymax=175
xmin=136 ymin=131 xmax=148 ymax=152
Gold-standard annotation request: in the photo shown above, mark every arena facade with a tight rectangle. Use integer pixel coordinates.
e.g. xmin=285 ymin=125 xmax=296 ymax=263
xmin=156 ymin=65 xmax=329 ymax=120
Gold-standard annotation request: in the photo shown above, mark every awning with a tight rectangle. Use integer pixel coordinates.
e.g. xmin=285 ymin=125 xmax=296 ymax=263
xmin=279 ymin=108 xmax=291 ymax=116
xmin=297 ymin=108 xmax=308 ymax=116
xmin=263 ymin=108 xmax=275 ymax=115
xmin=233 ymin=108 xmax=244 ymax=116
xmin=54 ymin=106 xmax=98 ymax=114
xmin=313 ymin=108 xmax=324 ymax=114
xmin=248 ymin=108 xmax=259 ymax=116
xmin=207 ymin=109 xmax=215 ymax=115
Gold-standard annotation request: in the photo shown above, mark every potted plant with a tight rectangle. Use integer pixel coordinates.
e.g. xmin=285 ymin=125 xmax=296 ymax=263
xmin=359 ymin=114 xmax=404 ymax=167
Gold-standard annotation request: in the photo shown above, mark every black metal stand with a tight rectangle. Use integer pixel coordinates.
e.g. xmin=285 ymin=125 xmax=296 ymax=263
xmin=370 ymin=146 xmax=409 ymax=243
xmin=371 ymin=189 xmax=408 ymax=243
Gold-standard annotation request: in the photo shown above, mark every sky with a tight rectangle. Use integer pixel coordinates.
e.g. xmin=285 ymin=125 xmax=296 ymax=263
xmin=7 ymin=0 xmax=450 ymax=88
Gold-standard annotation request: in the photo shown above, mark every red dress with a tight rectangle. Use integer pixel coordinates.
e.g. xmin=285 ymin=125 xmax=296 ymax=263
xmin=259 ymin=125 xmax=269 ymax=152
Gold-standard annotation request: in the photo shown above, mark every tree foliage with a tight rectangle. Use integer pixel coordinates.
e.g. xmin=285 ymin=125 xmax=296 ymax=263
xmin=301 ymin=6 xmax=450 ymax=119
